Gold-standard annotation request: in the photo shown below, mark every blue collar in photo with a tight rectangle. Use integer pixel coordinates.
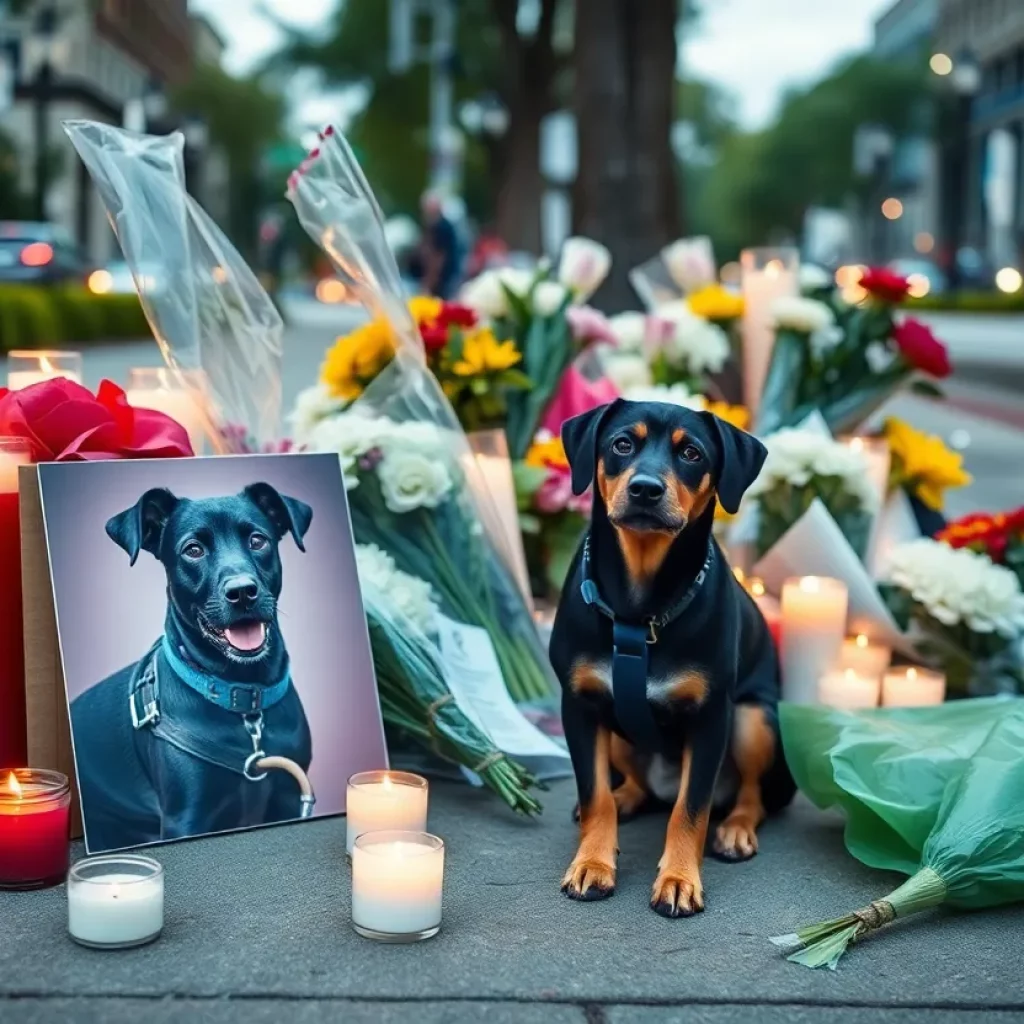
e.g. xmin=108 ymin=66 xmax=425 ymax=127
xmin=160 ymin=635 xmax=292 ymax=714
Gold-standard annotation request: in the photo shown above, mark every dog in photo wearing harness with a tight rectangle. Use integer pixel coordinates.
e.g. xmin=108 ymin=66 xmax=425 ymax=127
xmin=70 ymin=483 xmax=314 ymax=852
xmin=550 ymin=400 xmax=796 ymax=917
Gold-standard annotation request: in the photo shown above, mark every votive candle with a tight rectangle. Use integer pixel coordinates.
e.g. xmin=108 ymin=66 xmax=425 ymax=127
xmin=346 ymin=770 xmax=428 ymax=854
xmin=818 ymin=667 xmax=881 ymax=709
xmin=882 ymin=666 xmax=946 ymax=707
xmin=840 ymin=634 xmax=892 ymax=679
xmin=351 ymin=830 xmax=444 ymax=942
xmin=0 ymin=769 xmax=71 ymax=890
xmin=781 ymin=576 xmax=848 ymax=704
xmin=67 ymin=854 xmax=164 ymax=949
xmin=125 ymin=367 xmax=209 ymax=454
xmin=6 ymin=350 xmax=83 ymax=390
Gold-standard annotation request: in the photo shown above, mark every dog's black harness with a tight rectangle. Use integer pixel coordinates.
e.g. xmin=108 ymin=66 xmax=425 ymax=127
xmin=580 ymin=534 xmax=714 ymax=751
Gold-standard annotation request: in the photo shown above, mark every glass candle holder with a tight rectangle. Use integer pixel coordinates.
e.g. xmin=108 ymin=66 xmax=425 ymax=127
xmin=780 ymin=575 xmax=848 ymax=704
xmin=67 ymin=854 xmax=165 ymax=949
xmin=346 ymin=770 xmax=428 ymax=854
xmin=882 ymin=666 xmax=946 ymax=707
xmin=6 ymin=350 xmax=83 ymax=390
xmin=0 ymin=769 xmax=71 ymax=890
xmin=125 ymin=367 xmax=209 ymax=455
xmin=351 ymin=830 xmax=444 ymax=943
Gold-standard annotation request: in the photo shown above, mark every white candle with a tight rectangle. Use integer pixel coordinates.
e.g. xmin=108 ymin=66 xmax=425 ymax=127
xmin=882 ymin=666 xmax=946 ymax=707
xmin=818 ymin=667 xmax=880 ymax=709
xmin=346 ymin=771 xmax=428 ymax=854
xmin=740 ymin=248 xmax=799 ymax=415
xmin=125 ymin=367 xmax=209 ymax=454
xmin=840 ymin=634 xmax=892 ymax=678
xmin=6 ymin=350 xmax=83 ymax=390
xmin=781 ymin=576 xmax=848 ymax=704
xmin=67 ymin=855 xmax=164 ymax=949
xmin=351 ymin=831 xmax=444 ymax=941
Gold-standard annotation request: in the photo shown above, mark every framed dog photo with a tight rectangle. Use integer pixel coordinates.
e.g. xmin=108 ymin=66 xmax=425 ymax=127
xmin=37 ymin=452 xmax=387 ymax=854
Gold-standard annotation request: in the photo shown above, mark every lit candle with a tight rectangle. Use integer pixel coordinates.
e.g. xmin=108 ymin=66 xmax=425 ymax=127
xmin=780 ymin=576 xmax=848 ymax=704
xmin=351 ymin=830 xmax=444 ymax=942
xmin=882 ymin=666 xmax=946 ymax=707
xmin=818 ymin=667 xmax=881 ymax=709
xmin=740 ymin=247 xmax=799 ymax=416
xmin=840 ymin=634 xmax=892 ymax=678
xmin=0 ymin=439 xmax=30 ymax=768
xmin=744 ymin=575 xmax=782 ymax=648
xmin=0 ymin=769 xmax=71 ymax=891
xmin=6 ymin=350 xmax=83 ymax=390
xmin=125 ymin=367 xmax=209 ymax=454
xmin=346 ymin=770 xmax=429 ymax=854
xmin=67 ymin=855 xmax=164 ymax=949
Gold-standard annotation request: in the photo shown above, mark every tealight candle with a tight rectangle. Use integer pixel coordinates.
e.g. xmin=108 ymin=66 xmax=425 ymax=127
xmin=351 ymin=830 xmax=444 ymax=942
xmin=6 ymin=350 xmax=83 ymax=390
xmin=818 ymin=667 xmax=881 ymax=709
xmin=744 ymin=576 xmax=782 ymax=648
xmin=67 ymin=855 xmax=164 ymax=949
xmin=125 ymin=367 xmax=209 ymax=455
xmin=780 ymin=576 xmax=848 ymax=704
xmin=882 ymin=666 xmax=946 ymax=707
xmin=840 ymin=634 xmax=892 ymax=678
xmin=0 ymin=769 xmax=71 ymax=890
xmin=346 ymin=771 xmax=428 ymax=854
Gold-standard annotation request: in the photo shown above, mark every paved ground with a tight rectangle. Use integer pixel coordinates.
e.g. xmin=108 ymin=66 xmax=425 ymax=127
xmin=3 ymin=779 xmax=1024 ymax=1023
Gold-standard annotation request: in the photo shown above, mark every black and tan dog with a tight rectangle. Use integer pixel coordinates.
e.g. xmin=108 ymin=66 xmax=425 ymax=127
xmin=550 ymin=399 xmax=795 ymax=917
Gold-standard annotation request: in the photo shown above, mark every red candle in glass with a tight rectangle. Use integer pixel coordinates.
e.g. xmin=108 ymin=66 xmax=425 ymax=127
xmin=0 ymin=438 xmax=31 ymax=769
xmin=0 ymin=769 xmax=71 ymax=890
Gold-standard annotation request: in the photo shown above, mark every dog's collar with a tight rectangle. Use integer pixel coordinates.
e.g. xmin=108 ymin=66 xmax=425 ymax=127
xmin=159 ymin=635 xmax=292 ymax=714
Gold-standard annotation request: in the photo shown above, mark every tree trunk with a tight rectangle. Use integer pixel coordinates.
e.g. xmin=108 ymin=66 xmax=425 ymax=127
xmin=494 ymin=94 xmax=545 ymax=253
xmin=573 ymin=0 xmax=681 ymax=311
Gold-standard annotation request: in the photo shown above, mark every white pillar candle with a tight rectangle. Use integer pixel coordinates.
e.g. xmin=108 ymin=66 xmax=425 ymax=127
xmin=818 ymin=668 xmax=881 ymax=709
xmin=882 ymin=666 xmax=946 ymax=707
xmin=67 ymin=855 xmax=164 ymax=949
xmin=125 ymin=367 xmax=209 ymax=454
xmin=840 ymin=634 xmax=892 ymax=678
xmin=351 ymin=830 xmax=444 ymax=942
xmin=346 ymin=771 xmax=428 ymax=854
xmin=740 ymin=247 xmax=799 ymax=416
xmin=6 ymin=350 xmax=83 ymax=390
xmin=780 ymin=576 xmax=848 ymax=704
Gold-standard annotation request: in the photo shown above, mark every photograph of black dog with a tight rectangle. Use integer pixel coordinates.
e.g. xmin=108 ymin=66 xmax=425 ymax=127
xmin=68 ymin=481 xmax=314 ymax=852
xmin=550 ymin=399 xmax=796 ymax=917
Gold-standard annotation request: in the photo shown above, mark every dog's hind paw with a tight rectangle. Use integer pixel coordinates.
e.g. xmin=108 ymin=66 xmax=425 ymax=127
xmin=650 ymin=871 xmax=704 ymax=918
xmin=711 ymin=819 xmax=759 ymax=862
xmin=561 ymin=858 xmax=616 ymax=901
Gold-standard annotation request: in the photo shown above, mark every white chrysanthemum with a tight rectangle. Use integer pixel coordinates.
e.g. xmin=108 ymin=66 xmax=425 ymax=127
xmin=886 ymin=539 xmax=1024 ymax=639
xmin=533 ymin=280 xmax=570 ymax=317
xmin=602 ymin=351 xmax=652 ymax=392
xmin=287 ymin=384 xmax=348 ymax=446
xmin=657 ymin=303 xmax=730 ymax=374
xmin=608 ymin=311 xmax=648 ymax=352
xmin=623 ymin=383 xmax=706 ymax=411
xmin=746 ymin=427 xmax=878 ymax=510
xmin=377 ymin=448 xmax=453 ymax=513
xmin=355 ymin=544 xmax=439 ymax=633
xmin=771 ymin=296 xmax=835 ymax=334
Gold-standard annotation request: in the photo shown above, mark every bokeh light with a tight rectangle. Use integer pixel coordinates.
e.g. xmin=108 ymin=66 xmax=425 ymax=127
xmin=881 ymin=198 xmax=903 ymax=220
xmin=914 ymin=232 xmax=935 ymax=254
xmin=930 ymin=53 xmax=953 ymax=76
xmin=995 ymin=267 xmax=1023 ymax=293
xmin=906 ymin=273 xmax=930 ymax=298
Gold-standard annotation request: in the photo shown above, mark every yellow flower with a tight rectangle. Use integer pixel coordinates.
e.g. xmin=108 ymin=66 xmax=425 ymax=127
xmin=319 ymin=319 xmax=395 ymax=401
xmin=705 ymin=400 xmax=749 ymax=431
xmin=451 ymin=326 xmax=522 ymax=377
xmin=525 ymin=435 xmax=569 ymax=469
xmin=408 ymin=295 xmax=443 ymax=327
xmin=884 ymin=416 xmax=972 ymax=511
xmin=687 ymin=284 xmax=744 ymax=321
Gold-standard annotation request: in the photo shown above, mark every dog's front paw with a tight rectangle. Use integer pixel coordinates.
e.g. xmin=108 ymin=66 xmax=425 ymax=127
xmin=561 ymin=858 xmax=616 ymax=901
xmin=650 ymin=870 xmax=704 ymax=918
xmin=712 ymin=818 xmax=758 ymax=862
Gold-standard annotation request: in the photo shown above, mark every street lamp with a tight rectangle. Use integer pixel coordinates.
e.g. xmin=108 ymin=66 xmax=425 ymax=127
xmin=942 ymin=48 xmax=981 ymax=292
xmin=31 ymin=3 xmax=59 ymax=222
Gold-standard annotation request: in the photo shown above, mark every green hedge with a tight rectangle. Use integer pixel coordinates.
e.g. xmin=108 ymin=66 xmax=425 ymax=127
xmin=0 ymin=285 xmax=150 ymax=353
xmin=907 ymin=291 xmax=1024 ymax=313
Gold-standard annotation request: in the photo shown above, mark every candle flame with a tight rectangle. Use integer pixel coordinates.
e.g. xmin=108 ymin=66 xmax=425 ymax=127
xmin=844 ymin=669 xmax=858 ymax=682
xmin=749 ymin=577 xmax=766 ymax=597
xmin=765 ymin=259 xmax=783 ymax=277
xmin=907 ymin=667 xmax=918 ymax=682
xmin=382 ymin=774 xmax=394 ymax=793
xmin=855 ymin=634 xmax=869 ymax=648
xmin=799 ymin=576 xmax=820 ymax=593
xmin=5 ymin=772 xmax=22 ymax=797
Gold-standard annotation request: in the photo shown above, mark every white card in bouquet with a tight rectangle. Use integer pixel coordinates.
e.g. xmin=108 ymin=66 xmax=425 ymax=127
xmin=435 ymin=616 xmax=568 ymax=761
xmin=753 ymin=499 xmax=915 ymax=655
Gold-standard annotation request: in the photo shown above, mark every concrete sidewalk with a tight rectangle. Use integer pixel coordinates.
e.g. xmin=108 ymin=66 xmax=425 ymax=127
xmin=3 ymin=780 xmax=1022 ymax=1023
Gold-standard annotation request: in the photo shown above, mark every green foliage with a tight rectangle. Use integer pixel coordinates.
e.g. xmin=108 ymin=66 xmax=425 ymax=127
xmin=907 ymin=291 xmax=1024 ymax=312
xmin=0 ymin=129 xmax=32 ymax=220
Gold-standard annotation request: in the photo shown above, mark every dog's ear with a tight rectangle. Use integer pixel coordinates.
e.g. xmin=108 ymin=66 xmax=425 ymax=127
xmin=561 ymin=400 xmax=623 ymax=497
xmin=243 ymin=483 xmax=313 ymax=552
xmin=105 ymin=488 xmax=179 ymax=566
xmin=697 ymin=411 xmax=766 ymax=515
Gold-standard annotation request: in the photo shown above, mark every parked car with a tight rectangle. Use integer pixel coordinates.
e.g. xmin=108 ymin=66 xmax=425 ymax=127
xmin=0 ymin=222 xmax=89 ymax=285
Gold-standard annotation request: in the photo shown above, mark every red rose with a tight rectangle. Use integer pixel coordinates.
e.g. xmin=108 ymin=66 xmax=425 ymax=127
xmin=0 ymin=378 xmax=194 ymax=462
xmin=891 ymin=318 xmax=951 ymax=378
xmin=859 ymin=266 xmax=911 ymax=304
xmin=436 ymin=302 xmax=477 ymax=329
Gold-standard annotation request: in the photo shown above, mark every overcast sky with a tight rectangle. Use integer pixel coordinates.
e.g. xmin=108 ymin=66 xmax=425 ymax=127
xmin=191 ymin=0 xmax=897 ymax=129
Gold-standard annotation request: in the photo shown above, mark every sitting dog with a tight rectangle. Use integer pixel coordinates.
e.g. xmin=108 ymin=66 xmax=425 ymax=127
xmin=550 ymin=400 xmax=795 ymax=917
xmin=70 ymin=482 xmax=314 ymax=851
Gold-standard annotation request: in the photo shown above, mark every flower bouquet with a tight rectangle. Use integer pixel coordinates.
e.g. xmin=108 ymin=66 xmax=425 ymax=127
xmin=756 ymin=266 xmax=952 ymax=436
xmin=880 ymin=538 xmax=1024 ymax=694
xmin=746 ymin=428 xmax=879 ymax=560
xmin=938 ymin=505 xmax=1024 ymax=589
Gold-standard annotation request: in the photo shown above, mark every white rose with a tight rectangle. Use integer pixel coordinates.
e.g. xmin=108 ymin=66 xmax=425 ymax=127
xmin=533 ymin=280 xmax=570 ymax=317
xmin=608 ymin=312 xmax=647 ymax=351
xmin=287 ymin=383 xmax=347 ymax=446
xmin=355 ymin=543 xmax=398 ymax=591
xmin=658 ymin=306 xmax=730 ymax=375
xmin=770 ymin=296 xmax=835 ymax=334
xmin=558 ymin=236 xmax=612 ymax=300
xmin=496 ymin=266 xmax=535 ymax=298
xmin=624 ymin=383 xmax=706 ymax=410
xmin=378 ymin=449 xmax=453 ymax=513
xmin=601 ymin=351 xmax=652 ymax=392
xmin=662 ymin=236 xmax=716 ymax=292
xmin=459 ymin=270 xmax=507 ymax=318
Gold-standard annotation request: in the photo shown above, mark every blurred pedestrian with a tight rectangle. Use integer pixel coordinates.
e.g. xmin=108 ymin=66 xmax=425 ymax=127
xmin=467 ymin=222 xmax=508 ymax=277
xmin=417 ymin=191 xmax=462 ymax=299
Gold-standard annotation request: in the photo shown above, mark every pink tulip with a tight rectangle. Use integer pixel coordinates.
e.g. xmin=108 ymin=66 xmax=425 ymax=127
xmin=540 ymin=364 xmax=620 ymax=437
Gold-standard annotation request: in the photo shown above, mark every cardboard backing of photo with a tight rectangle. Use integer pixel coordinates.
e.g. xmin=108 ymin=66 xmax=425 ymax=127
xmin=19 ymin=465 xmax=83 ymax=838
